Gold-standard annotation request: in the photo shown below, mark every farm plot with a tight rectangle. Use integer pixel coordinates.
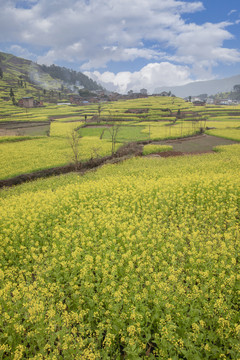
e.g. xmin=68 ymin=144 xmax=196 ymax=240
xmin=154 ymin=134 xmax=240 ymax=153
xmin=0 ymin=97 xmax=240 ymax=180
xmin=206 ymin=128 xmax=240 ymax=141
xmin=0 ymin=135 xmax=114 ymax=180
xmin=0 ymin=145 xmax=239 ymax=359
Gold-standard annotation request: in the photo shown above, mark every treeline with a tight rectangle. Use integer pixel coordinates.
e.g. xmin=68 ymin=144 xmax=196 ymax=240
xmin=40 ymin=64 xmax=102 ymax=91
xmin=209 ymin=84 xmax=240 ymax=101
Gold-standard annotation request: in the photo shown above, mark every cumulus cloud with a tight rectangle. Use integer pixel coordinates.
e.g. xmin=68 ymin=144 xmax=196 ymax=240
xmin=166 ymin=21 xmax=240 ymax=76
xmin=0 ymin=0 xmax=240 ymax=86
xmin=85 ymin=62 xmax=192 ymax=93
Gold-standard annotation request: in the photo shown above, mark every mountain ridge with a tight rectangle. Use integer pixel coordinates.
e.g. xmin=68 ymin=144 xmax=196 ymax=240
xmin=154 ymin=74 xmax=240 ymax=98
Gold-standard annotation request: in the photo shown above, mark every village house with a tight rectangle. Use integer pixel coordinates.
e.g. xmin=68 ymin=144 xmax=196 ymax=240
xmin=192 ymin=100 xmax=206 ymax=106
xmin=69 ymin=95 xmax=83 ymax=105
xmin=18 ymin=97 xmax=34 ymax=108
xmin=18 ymin=97 xmax=44 ymax=108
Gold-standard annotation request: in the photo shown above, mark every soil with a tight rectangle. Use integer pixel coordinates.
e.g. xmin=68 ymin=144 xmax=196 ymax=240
xmin=151 ymin=134 xmax=239 ymax=153
xmin=82 ymin=124 xmax=113 ymax=128
xmin=0 ymin=121 xmax=51 ymax=137
xmin=0 ymin=153 xmax=134 ymax=189
xmin=146 ymin=150 xmax=214 ymax=158
xmin=125 ymin=108 xmax=149 ymax=114
xmin=49 ymin=113 xmax=84 ymax=120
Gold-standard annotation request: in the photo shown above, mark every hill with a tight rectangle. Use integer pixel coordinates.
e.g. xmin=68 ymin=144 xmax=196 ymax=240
xmin=0 ymin=51 xmax=102 ymax=102
xmin=154 ymin=74 xmax=240 ymax=98
xmin=40 ymin=63 xmax=102 ymax=91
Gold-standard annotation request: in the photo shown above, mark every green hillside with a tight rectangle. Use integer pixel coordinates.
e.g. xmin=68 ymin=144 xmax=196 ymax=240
xmin=0 ymin=51 xmax=102 ymax=104
xmin=40 ymin=63 xmax=102 ymax=91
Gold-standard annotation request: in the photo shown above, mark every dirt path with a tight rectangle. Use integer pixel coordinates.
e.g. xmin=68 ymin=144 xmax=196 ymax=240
xmin=152 ymin=134 xmax=239 ymax=153
xmin=50 ymin=113 xmax=85 ymax=121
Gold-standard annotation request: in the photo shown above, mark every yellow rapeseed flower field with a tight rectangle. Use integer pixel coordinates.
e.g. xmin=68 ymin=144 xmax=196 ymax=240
xmin=206 ymin=128 xmax=240 ymax=141
xmin=142 ymin=144 xmax=173 ymax=155
xmin=50 ymin=121 xmax=83 ymax=137
xmin=0 ymin=119 xmax=114 ymax=179
xmin=0 ymin=144 xmax=239 ymax=359
xmin=141 ymin=121 xmax=202 ymax=140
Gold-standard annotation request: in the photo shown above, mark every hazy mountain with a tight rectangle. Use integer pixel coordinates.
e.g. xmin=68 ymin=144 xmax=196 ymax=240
xmin=154 ymin=74 xmax=240 ymax=98
xmin=0 ymin=51 xmax=102 ymax=93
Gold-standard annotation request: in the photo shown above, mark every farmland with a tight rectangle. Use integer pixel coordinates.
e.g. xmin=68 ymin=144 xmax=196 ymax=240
xmin=0 ymin=95 xmax=240 ymax=359
xmin=0 ymin=144 xmax=240 ymax=359
xmin=0 ymin=96 xmax=240 ymax=180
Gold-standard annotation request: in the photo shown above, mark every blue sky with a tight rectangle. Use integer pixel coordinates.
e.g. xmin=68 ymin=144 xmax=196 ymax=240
xmin=0 ymin=0 xmax=240 ymax=93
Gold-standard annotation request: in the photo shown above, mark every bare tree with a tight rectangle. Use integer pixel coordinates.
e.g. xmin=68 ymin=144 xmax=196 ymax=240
xmin=107 ymin=110 xmax=122 ymax=155
xmin=91 ymin=146 xmax=101 ymax=159
xmin=96 ymin=103 xmax=103 ymax=124
xmin=108 ymin=122 xmax=122 ymax=155
xmin=98 ymin=103 xmax=102 ymax=117
xmin=68 ymin=129 xmax=81 ymax=170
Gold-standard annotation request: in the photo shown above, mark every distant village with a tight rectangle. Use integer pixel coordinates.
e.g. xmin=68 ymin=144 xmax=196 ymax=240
xmin=16 ymin=86 xmax=240 ymax=108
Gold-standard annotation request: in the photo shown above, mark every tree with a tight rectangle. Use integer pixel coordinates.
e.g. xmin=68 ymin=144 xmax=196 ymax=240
xmin=198 ymin=93 xmax=208 ymax=101
xmin=107 ymin=110 xmax=122 ymax=155
xmin=233 ymin=84 xmax=240 ymax=93
xmin=0 ymin=67 xmax=3 ymax=79
xmin=98 ymin=103 xmax=102 ymax=116
xmin=108 ymin=122 xmax=122 ymax=155
xmin=177 ymin=108 xmax=181 ymax=118
xmin=68 ymin=129 xmax=82 ymax=170
xmin=10 ymin=88 xmax=14 ymax=98
xmin=97 ymin=104 xmax=102 ymax=124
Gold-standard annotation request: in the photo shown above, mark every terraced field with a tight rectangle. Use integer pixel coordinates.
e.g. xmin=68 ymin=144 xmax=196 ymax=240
xmin=1 ymin=96 xmax=239 ymax=181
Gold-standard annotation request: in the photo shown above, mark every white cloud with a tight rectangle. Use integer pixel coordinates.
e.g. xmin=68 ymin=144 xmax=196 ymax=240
xmin=0 ymin=0 xmax=239 ymax=82
xmin=85 ymin=62 xmax=192 ymax=93
xmin=166 ymin=21 xmax=240 ymax=76
xmin=228 ymin=9 xmax=237 ymax=16
xmin=8 ymin=44 xmax=37 ymax=60
xmin=211 ymin=48 xmax=240 ymax=63
xmin=80 ymin=47 xmax=164 ymax=70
